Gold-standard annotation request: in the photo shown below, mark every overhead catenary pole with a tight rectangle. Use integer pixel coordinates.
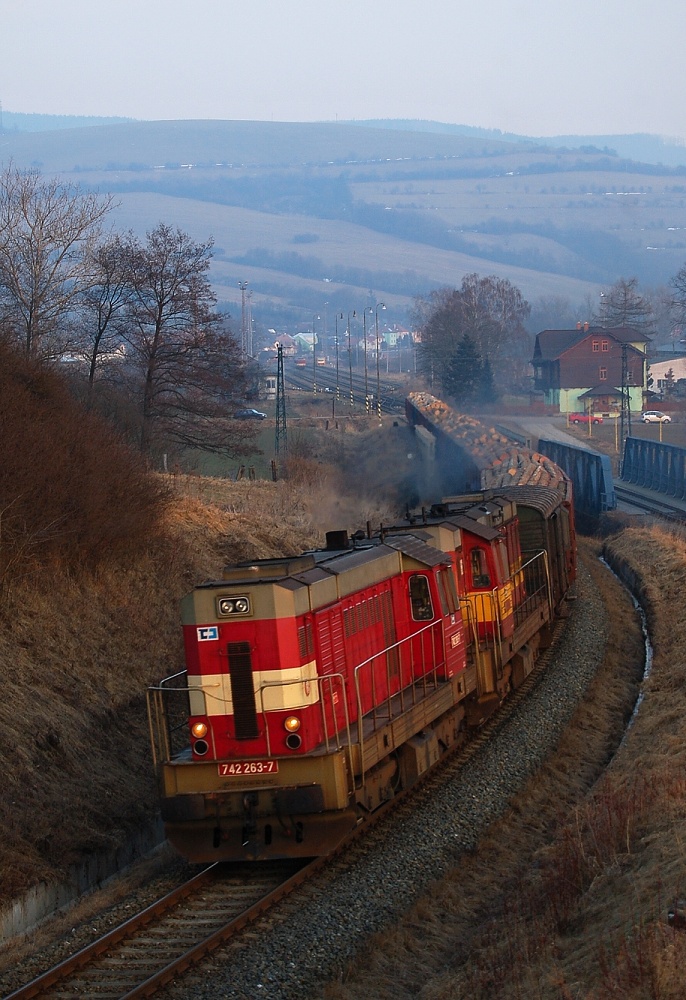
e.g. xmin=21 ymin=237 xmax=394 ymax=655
xmin=363 ymin=307 xmax=373 ymax=414
xmin=312 ymin=313 xmax=320 ymax=395
xmin=247 ymin=290 xmax=253 ymax=357
xmin=375 ymin=302 xmax=386 ymax=419
xmin=335 ymin=312 xmax=343 ymax=402
xmin=347 ymin=310 xmax=356 ymax=407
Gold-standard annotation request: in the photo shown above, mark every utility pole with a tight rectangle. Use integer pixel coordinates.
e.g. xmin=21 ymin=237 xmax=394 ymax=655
xmin=238 ymin=281 xmax=248 ymax=355
xmin=246 ymin=290 xmax=253 ymax=357
xmin=620 ymin=342 xmax=632 ymax=465
xmin=275 ymin=344 xmax=287 ymax=456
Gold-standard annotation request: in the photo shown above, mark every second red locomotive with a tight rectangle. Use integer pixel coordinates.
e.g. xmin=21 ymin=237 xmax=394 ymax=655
xmin=148 ymin=477 xmax=575 ymax=863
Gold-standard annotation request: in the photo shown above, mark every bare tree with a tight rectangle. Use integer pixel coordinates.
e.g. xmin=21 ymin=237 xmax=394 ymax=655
xmin=595 ymin=277 xmax=655 ymax=334
xmin=0 ymin=164 xmax=114 ymax=357
xmin=669 ymin=263 xmax=686 ymax=341
xmin=416 ymin=273 xmax=530 ymax=390
xmin=71 ymin=232 xmax=138 ymax=398
xmin=77 ymin=231 xmax=137 ymax=394
xmin=121 ymin=223 xmax=252 ymax=456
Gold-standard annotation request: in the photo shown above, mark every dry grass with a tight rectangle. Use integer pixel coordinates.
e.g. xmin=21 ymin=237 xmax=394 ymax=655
xmin=323 ymin=531 xmax=686 ymax=999
xmin=4 ymin=340 xmax=686 ymax=994
xmin=0 ymin=470 xmax=326 ymax=901
xmin=0 ymin=454 xmax=407 ymax=903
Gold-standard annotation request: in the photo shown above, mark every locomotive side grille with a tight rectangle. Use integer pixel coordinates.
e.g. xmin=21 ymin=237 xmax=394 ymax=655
xmin=227 ymin=641 xmax=259 ymax=739
xmin=316 ymin=609 xmax=347 ymax=674
xmin=298 ymin=621 xmax=314 ymax=659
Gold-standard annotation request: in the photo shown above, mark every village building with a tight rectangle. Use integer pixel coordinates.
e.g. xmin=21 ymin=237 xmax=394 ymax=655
xmin=531 ymin=324 xmax=650 ymax=414
xmin=646 ymin=356 xmax=686 ymax=395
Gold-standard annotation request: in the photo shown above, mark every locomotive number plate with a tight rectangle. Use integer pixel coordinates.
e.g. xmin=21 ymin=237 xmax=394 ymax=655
xmin=218 ymin=759 xmax=279 ymax=776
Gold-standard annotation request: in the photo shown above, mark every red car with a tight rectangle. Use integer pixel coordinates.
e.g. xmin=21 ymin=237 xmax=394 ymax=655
xmin=569 ymin=412 xmax=603 ymax=425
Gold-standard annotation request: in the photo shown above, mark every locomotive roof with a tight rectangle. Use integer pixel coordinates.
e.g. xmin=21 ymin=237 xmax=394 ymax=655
xmin=441 ymin=515 xmax=501 ymax=542
xmin=220 ymin=553 xmax=317 ymax=583
xmin=382 ymin=533 xmax=451 ymax=567
xmin=212 ymin=531 xmax=450 ymax=597
xmin=307 ymin=532 xmax=450 ymax=571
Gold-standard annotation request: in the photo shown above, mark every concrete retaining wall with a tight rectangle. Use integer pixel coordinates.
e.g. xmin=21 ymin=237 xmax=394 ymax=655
xmin=0 ymin=818 xmax=165 ymax=943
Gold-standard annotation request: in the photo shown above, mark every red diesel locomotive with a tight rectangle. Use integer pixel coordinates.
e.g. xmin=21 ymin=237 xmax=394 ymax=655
xmin=148 ymin=481 xmax=575 ymax=862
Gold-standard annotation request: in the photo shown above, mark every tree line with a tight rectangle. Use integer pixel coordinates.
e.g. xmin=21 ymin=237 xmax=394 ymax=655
xmin=0 ymin=164 xmax=256 ymax=461
xmin=414 ymin=272 xmax=686 ymax=410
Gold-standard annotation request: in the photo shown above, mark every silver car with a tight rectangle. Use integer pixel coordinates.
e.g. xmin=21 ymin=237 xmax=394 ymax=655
xmin=641 ymin=410 xmax=671 ymax=423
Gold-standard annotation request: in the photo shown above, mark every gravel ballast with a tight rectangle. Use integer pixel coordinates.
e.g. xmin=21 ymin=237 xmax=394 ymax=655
xmin=160 ymin=558 xmax=614 ymax=1000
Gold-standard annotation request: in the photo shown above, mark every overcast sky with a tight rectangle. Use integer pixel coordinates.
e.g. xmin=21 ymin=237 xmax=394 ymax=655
xmin=2 ymin=0 xmax=684 ymax=139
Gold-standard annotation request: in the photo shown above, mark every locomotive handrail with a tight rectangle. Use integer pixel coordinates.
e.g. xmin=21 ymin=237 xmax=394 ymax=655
xmin=147 ymin=551 xmax=553 ymax=771
xmin=255 ymin=672 xmax=357 ymax=797
xmin=147 ymin=672 xmax=192 ymax=767
xmin=513 ymin=549 xmax=552 ymax=624
xmin=352 ymin=617 xmax=444 ymax=797
xmin=255 ymin=673 xmax=352 ymax=751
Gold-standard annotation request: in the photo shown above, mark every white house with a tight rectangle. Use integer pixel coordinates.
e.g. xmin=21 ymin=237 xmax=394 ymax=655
xmin=648 ymin=356 xmax=686 ymax=393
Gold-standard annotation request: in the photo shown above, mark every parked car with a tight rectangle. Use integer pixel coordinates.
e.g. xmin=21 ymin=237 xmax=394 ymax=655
xmin=641 ymin=410 xmax=671 ymax=423
xmin=234 ymin=408 xmax=267 ymax=420
xmin=569 ymin=412 xmax=603 ymax=425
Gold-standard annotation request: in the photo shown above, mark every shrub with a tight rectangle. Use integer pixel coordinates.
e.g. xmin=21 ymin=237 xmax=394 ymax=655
xmin=0 ymin=342 xmax=172 ymax=590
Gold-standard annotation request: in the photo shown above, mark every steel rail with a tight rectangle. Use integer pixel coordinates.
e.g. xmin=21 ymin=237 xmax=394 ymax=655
xmin=5 ymin=610 xmax=571 ymax=1000
xmin=614 ymin=484 xmax=686 ymax=523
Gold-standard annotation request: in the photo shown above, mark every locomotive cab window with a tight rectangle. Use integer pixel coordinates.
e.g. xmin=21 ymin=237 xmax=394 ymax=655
xmin=409 ymin=574 xmax=434 ymax=621
xmin=470 ymin=548 xmax=491 ymax=589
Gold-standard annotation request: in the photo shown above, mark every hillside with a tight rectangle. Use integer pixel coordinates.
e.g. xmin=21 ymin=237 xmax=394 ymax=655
xmin=3 ymin=119 xmax=686 ymax=329
xmin=4 ymin=469 xmax=686 ymax=997
xmin=1 ymin=344 xmax=686 ymax=995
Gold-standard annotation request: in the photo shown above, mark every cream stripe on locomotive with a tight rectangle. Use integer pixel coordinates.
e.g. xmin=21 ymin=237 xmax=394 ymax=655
xmin=188 ymin=659 xmax=320 ymax=716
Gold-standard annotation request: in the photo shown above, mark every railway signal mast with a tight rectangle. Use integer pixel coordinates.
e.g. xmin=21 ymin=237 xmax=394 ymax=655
xmin=275 ymin=344 xmax=287 ymax=456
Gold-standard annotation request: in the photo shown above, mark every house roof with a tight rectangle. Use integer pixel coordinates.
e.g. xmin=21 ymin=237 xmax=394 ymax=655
xmin=533 ymin=329 xmax=588 ymax=360
xmin=534 ymin=325 xmax=649 ymax=363
xmin=605 ymin=325 xmax=652 ymax=344
xmin=578 ymin=385 xmax=623 ymax=398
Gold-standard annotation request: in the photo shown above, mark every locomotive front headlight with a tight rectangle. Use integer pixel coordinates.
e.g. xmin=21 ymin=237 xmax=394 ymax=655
xmin=217 ymin=595 xmax=251 ymax=617
xmin=284 ymin=716 xmax=301 ymax=733
xmin=192 ymin=722 xmax=208 ymax=738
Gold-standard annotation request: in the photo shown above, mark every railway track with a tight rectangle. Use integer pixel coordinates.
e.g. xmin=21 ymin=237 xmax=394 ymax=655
xmin=3 ymin=861 xmax=311 ymax=999
xmin=614 ymin=483 xmax=686 ymax=523
xmin=4 ymin=611 xmax=569 ymax=1000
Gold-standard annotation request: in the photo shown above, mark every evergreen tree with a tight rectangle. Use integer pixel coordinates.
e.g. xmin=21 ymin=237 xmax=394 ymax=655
xmin=444 ymin=334 xmax=484 ymax=407
xmin=477 ymin=356 xmax=497 ymax=404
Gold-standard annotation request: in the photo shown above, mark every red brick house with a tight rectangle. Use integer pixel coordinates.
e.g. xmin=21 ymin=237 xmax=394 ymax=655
xmin=531 ymin=325 xmax=650 ymax=414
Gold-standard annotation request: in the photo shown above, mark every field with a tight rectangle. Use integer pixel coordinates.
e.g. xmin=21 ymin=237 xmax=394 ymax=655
xmin=4 ymin=119 xmax=686 ymax=330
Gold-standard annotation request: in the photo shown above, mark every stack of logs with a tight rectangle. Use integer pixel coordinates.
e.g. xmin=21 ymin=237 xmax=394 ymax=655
xmin=407 ymin=392 xmax=569 ymax=492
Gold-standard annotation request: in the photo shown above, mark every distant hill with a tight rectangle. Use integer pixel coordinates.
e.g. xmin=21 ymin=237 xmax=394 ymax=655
xmin=353 ymin=119 xmax=686 ymax=169
xmin=0 ymin=111 xmax=136 ymax=132
xmin=2 ymin=117 xmax=686 ymax=334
